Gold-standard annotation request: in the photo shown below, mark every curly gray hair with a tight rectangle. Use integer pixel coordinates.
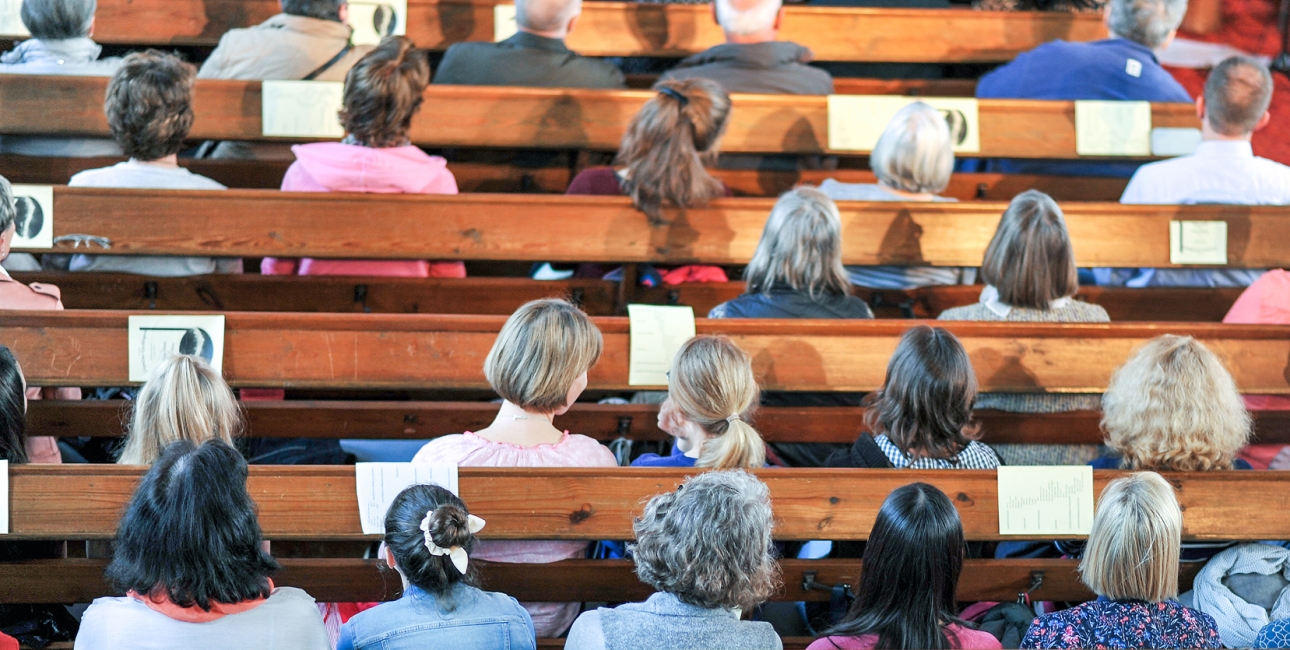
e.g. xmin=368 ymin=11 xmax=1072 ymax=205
xmin=630 ymin=469 xmax=780 ymax=612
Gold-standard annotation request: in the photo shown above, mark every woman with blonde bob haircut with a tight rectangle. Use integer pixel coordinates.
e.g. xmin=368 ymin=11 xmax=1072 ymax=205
xmin=632 ymin=336 xmax=766 ymax=469
xmin=413 ymin=298 xmax=617 ymax=638
xmin=117 ymin=354 xmax=242 ymax=465
xmin=1021 ymin=472 xmax=1221 ymax=649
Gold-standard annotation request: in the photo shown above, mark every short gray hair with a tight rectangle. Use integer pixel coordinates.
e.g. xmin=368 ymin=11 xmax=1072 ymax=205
xmin=870 ymin=102 xmax=954 ymax=195
xmin=715 ymin=0 xmax=780 ymax=37
xmin=516 ymin=0 xmax=581 ymax=32
xmin=281 ymin=0 xmax=345 ymax=21
xmin=1107 ymin=0 xmax=1187 ymax=49
xmin=21 ymin=0 xmax=96 ymax=40
xmin=630 ymin=469 xmax=780 ymax=612
xmin=0 ymin=176 xmax=13 ymax=234
xmin=744 ymin=186 xmax=851 ymax=300
xmin=1203 ymin=56 xmax=1273 ymax=137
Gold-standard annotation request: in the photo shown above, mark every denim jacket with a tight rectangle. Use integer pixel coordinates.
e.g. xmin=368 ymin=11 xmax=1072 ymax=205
xmin=337 ymin=583 xmax=535 ymax=650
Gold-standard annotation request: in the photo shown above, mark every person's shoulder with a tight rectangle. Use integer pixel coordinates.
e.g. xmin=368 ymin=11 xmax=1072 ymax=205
xmin=562 ymin=434 xmax=619 ymax=465
xmin=411 ymin=434 xmax=471 ymax=463
xmin=807 ymin=636 xmax=869 ymax=650
xmin=181 ymin=170 xmax=228 ymax=190
xmin=67 ymin=164 xmax=127 ymax=187
xmin=567 ymin=167 xmax=622 ymax=195
xmin=948 ymin=625 xmax=1004 ymax=650
xmin=737 ymin=619 xmax=783 ymax=647
xmin=938 ymin=303 xmax=991 ymax=321
xmin=563 ymin=53 xmax=627 ymax=84
xmin=472 ymin=586 xmax=533 ymax=619
xmin=1061 ymin=301 xmax=1110 ymax=322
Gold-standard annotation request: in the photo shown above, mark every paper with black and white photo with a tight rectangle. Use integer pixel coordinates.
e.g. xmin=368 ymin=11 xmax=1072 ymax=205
xmin=128 ymin=315 xmax=226 ymax=382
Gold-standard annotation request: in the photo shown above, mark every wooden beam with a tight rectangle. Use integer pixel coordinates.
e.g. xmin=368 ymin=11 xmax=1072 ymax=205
xmin=24 ymin=0 xmax=1105 ymax=62
xmin=4 ymin=311 xmax=1290 ymax=392
xmin=0 ymin=77 xmax=1195 ymax=157
xmin=713 ymin=170 xmax=1130 ymax=202
xmin=9 ymin=466 xmax=1290 ymax=541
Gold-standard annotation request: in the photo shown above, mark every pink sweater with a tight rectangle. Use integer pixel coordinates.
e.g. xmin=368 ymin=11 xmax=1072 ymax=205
xmin=265 ymin=143 xmax=463 ymax=277
xmin=808 ymin=626 xmax=1002 ymax=650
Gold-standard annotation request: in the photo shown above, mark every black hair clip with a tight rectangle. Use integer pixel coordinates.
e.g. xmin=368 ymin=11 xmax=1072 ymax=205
xmin=658 ymin=86 xmax=690 ymax=106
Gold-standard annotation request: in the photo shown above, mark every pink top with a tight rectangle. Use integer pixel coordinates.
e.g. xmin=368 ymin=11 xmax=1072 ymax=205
xmin=412 ymin=430 xmax=618 ymax=636
xmin=808 ymin=626 xmax=1002 ymax=650
xmin=265 ymin=142 xmax=463 ymax=278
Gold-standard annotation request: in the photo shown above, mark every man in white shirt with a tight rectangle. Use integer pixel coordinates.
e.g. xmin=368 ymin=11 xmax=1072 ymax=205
xmin=1100 ymin=55 xmax=1289 ymax=287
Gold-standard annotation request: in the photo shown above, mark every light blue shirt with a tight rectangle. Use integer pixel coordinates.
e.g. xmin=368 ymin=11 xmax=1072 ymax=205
xmin=337 ymin=583 xmax=535 ymax=650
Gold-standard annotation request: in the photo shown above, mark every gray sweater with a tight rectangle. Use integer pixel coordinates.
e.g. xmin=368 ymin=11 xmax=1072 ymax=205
xmin=564 ymin=592 xmax=781 ymax=650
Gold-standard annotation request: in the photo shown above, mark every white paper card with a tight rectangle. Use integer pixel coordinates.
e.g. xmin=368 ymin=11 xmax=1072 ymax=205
xmin=1171 ymin=221 xmax=1228 ymax=265
xmin=627 ymin=304 xmax=696 ymax=386
xmin=494 ymin=4 xmax=518 ymax=42
xmin=828 ymin=95 xmax=980 ymax=153
xmin=261 ymin=81 xmax=345 ymax=139
xmin=1074 ymin=100 xmax=1152 ymax=156
xmin=10 ymin=184 xmax=53 ymax=249
xmin=998 ymin=466 xmax=1095 ymax=536
xmin=1150 ymin=127 xmax=1203 ymax=157
xmin=0 ymin=0 xmax=29 ymax=37
xmin=355 ymin=463 xmax=459 ymax=535
xmin=128 ymin=315 xmax=226 ymax=382
xmin=0 ymin=460 xmax=7 ymax=535
xmin=347 ymin=0 xmax=407 ymax=46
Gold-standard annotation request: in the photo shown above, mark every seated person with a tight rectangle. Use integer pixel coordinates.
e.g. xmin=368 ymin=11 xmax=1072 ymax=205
xmin=1098 ymin=56 xmax=1290 ymax=288
xmin=433 ymin=0 xmax=624 ymax=88
xmin=76 ymin=440 xmax=330 ymax=649
xmin=197 ymin=0 xmax=375 ymax=159
xmin=263 ymin=37 xmax=461 ymax=278
xmin=818 ymin=102 xmax=975 ymax=290
xmin=116 ymin=355 xmax=241 ymax=465
xmin=633 ymin=335 xmax=767 ymax=469
xmin=826 ymin=325 xmax=1000 ymax=469
xmin=1021 ymin=472 xmax=1221 ymax=649
xmin=660 ymin=0 xmax=832 ymax=95
xmin=0 ymin=0 xmax=122 ymax=158
xmin=565 ymin=470 xmax=781 ymax=650
xmin=809 ymin=483 xmax=1001 ymax=650
xmin=338 ymin=484 xmax=535 ymax=650
xmin=58 ymin=50 xmax=241 ymax=276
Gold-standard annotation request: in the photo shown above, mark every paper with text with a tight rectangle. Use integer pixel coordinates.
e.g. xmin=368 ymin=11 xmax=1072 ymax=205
xmin=347 ymin=0 xmax=406 ymax=46
xmin=356 ymin=463 xmax=460 ymax=535
xmin=1171 ymin=221 xmax=1227 ymax=265
xmin=262 ymin=81 xmax=345 ymax=139
xmin=998 ymin=466 xmax=1095 ymax=536
xmin=494 ymin=4 xmax=518 ymax=41
xmin=10 ymin=184 xmax=53 ymax=249
xmin=0 ymin=0 xmax=29 ymax=37
xmin=828 ymin=95 xmax=980 ymax=153
xmin=628 ymin=304 xmax=695 ymax=386
xmin=128 ymin=315 xmax=226 ymax=382
xmin=1151 ymin=127 xmax=1202 ymax=157
xmin=0 ymin=460 xmax=7 ymax=535
xmin=1075 ymin=100 xmax=1152 ymax=156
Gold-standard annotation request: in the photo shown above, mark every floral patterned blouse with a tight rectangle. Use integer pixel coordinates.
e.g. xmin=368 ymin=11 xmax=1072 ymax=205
xmin=1020 ymin=598 xmax=1222 ymax=649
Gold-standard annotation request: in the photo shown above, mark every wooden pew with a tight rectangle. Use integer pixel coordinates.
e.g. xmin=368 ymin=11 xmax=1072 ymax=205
xmin=5 ymin=311 xmax=1290 ymax=393
xmin=13 ymin=190 xmax=1283 ymax=269
xmin=10 ymin=0 xmax=1105 ymax=62
xmin=0 ymin=77 xmax=1197 ymax=157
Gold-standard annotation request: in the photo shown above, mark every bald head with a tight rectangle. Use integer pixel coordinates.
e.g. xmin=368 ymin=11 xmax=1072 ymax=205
xmin=1203 ymin=56 xmax=1273 ymax=137
xmin=715 ymin=0 xmax=781 ymax=38
xmin=516 ymin=0 xmax=581 ymax=35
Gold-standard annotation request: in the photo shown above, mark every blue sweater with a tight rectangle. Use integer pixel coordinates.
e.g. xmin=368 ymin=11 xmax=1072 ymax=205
xmin=631 ymin=445 xmax=697 ymax=468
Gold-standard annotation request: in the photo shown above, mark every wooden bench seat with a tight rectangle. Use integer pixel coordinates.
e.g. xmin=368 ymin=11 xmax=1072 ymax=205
xmin=16 ymin=0 xmax=1105 ymax=62
xmin=0 ymin=77 xmax=1196 ymax=157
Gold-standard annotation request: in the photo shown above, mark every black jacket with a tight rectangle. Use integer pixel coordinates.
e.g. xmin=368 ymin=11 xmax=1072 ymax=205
xmin=433 ymin=32 xmax=625 ymax=89
xmin=660 ymin=42 xmax=834 ymax=95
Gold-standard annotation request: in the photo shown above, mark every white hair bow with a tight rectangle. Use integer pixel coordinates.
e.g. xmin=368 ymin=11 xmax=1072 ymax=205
xmin=419 ymin=511 xmax=486 ymax=574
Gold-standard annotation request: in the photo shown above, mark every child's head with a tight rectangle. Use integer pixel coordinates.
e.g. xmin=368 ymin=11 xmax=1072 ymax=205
xmin=383 ymin=484 xmax=482 ymax=595
xmin=118 ymin=355 xmax=242 ymax=465
xmin=864 ymin=325 xmax=978 ymax=459
xmin=105 ymin=50 xmax=197 ymax=162
xmin=486 ymin=298 xmax=602 ymax=415
xmin=665 ymin=335 xmax=765 ymax=469
xmin=341 ymin=36 xmax=430 ymax=148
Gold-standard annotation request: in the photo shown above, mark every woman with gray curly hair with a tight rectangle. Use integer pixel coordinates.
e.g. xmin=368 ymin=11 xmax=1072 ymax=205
xmin=565 ymin=469 xmax=782 ymax=650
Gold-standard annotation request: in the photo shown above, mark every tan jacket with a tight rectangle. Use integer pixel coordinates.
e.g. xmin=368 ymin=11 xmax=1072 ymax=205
xmin=0 ymin=268 xmax=78 ymax=463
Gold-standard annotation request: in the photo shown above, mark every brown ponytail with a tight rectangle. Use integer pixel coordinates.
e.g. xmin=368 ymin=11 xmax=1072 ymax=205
xmin=340 ymin=36 xmax=430 ymax=148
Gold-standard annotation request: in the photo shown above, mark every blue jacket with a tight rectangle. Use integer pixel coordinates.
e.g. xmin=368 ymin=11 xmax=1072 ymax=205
xmin=338 ymin=583 xmax=535 ymax=650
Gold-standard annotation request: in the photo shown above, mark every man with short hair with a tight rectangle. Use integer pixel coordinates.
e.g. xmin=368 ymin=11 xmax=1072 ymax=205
xmin=199 ymin=0 xmax=371 ymax=82
xmin=1098 ymin=56 xmax=1290 ymax=288
xmin=432 ymin=0 xmax=625 ymax=88
xmin=659 ymin=0 xmax=832 ymax=95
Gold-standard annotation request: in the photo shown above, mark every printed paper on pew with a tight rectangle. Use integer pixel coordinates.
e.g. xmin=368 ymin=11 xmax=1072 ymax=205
xmin=827 ymin=95 xmax=980 ymax=153
xmin=355 ymin=463 xmax=460 ymax=535
xmin=997 ymin=466 xmax=1094 ymax=536
xmin=1074 ymin=100 xmax=1152 ymax=156
xmin=10 ymin=185 xmax=54 ymax=249
xmin=1171 ymin=221 xmax=1228 ymax=265
xmin=0 ymin=0 xmax=29 ymax=37
xmin=627 ymin=304 xmax=696 ymax=386
xmin=347 ymin=0 xmax=407 ymax=46
xmin=494 ymin=4 xmax=518 ymax=41
xmin=128 ymin=315 xmax=226 ymax=383
xmin=261 ymin=81 xmax=346 ymax=139
xmin=0 ymin=460 xmax=7 ymax=535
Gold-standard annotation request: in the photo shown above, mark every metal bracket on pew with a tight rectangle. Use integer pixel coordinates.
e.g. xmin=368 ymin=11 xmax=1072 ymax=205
xmin=802 ymin=571 xmax=854 ymax=600
xmin=1018 ymin=570 xmax=1045 ymax=606
xmin=144 ymin=281 xmax=157 ymax=310
xmin=569 ymin=288 xmax=585 ymax=309
xmin=609 ymin=415 xmax=634 ymax=466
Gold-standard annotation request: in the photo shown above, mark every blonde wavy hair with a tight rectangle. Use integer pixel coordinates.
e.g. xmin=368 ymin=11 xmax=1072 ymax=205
xmin=1101 ymin=335 xmax=1251 ymax=471
xmin=118 ymin=355 xmax=243 ymax=465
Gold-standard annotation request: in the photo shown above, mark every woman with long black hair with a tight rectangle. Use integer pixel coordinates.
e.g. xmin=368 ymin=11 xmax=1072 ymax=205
xmin=808 ymin=483 xmax=1001 ymax=650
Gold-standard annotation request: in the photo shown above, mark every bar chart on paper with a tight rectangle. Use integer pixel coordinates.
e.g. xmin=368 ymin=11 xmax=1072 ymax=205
xmin=997 ymin=466 xmax=1095 ymax=536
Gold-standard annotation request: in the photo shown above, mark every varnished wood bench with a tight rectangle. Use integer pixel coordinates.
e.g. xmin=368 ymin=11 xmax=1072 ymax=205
xmin=10 ymin=0 xmax=1105 ymax=62
xmin=0 ymin=78 xmax=1196 ymax=157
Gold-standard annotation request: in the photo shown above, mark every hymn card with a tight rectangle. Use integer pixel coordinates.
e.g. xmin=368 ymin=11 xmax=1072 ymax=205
xmin=10 ymin=184 xmax=54 ymax=249
xmin=997 ymin=466 xmax=1095 ymax=536
xmin=627 ymin=304 xmax=696 ymax=387
xmin=1170 ymin=221 xmax=1228 ymax=265
xmin=0 ymin=0 xmax=28 ymax=37
xmin=1074 ymin=100 xmax=1152 ymax=156
xmin=262 ymin=81 xmax=346 ymax=139
xmin=494 ymin=4 xmax=518 ymax=42
xmin=346 ymin=0 xmax=407 ymax=46
xmin=128 ymin=315 xmax=226 ymax=382
xmin=355 ymin=463 xmax=460 ymax=535
xmin=827 ymin=95 xmax=981 ymax=153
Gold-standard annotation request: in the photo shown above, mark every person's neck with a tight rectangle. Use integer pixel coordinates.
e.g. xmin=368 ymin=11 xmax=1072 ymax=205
xmin=473 ymin=400 xmax=564 ymax=446
xmin=878 ymin=181 xmax=936 ymax=201
xmin=518 ymin=26 xmax=567 ymax=41
xmin=129 ymin=155 xmax=180 ymax=168
xmin=725 ymin=31 xmax=777 ymax=45
xmin=1201 ymin=123 xmax=1253 ymax=143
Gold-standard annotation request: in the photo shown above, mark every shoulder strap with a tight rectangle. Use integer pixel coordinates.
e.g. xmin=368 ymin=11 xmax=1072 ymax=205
xmin=303 ymin=42 xmax=354 ymax=81
xmin=853 ymin=434 xmax=894 ymax=468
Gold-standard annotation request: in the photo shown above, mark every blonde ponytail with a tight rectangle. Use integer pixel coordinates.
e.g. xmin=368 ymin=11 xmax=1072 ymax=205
xmin=668 ymin=336 xmax=766 ymax=470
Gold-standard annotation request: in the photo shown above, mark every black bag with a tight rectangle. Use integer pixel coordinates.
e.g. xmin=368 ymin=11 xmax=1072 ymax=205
xmin=975 ymin=602 xmax=1039 ymax=649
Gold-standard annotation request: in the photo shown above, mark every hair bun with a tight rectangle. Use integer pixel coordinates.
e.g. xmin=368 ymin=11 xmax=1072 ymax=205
xmin=426 ymin=503 xmax=473 ymax=550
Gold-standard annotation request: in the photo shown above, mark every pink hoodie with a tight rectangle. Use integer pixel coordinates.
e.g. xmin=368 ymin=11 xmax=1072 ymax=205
xmin=264 ymin=143 xmax=464 ymax=277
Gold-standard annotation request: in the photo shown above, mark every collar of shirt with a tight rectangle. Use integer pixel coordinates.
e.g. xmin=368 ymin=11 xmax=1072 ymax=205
xmin=503 ymin=31 xmax=572 ymax=54
xmin=1095 ymin=37 xmax=1162 ymax=64
xmin=1192 ymin=139 xmax=1255 ymax=159
xmin=979 ymin=285 xmax=1071 ymax=318
xmin=0 ymin=265 xmax=12 ymax=283
xmin=265 ymin=13 xmax=354 ymax=41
